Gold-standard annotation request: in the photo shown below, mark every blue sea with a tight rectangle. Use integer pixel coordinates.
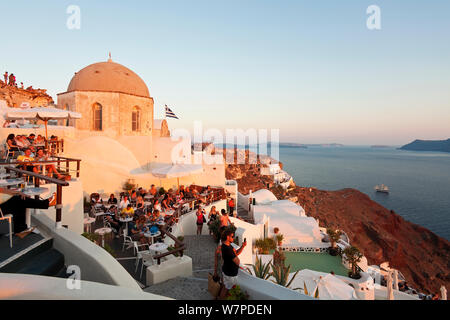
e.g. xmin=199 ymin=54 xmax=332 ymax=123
xmin=277 ymin=146 xmax=450 ymax=241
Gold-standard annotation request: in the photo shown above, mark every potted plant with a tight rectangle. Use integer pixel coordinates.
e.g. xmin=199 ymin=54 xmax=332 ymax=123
xmin=270 ymin=262 xmax=300 ymax=289
xmin=272 ymin=248 xmax=286 ymax=267
xmin=326 ymin=228 xmax=342 ymax=256
xmin=245 ymin=254 xmax=271 ymax=280
xmin=254 ymin=237 xmax=276 ymax=254
xmin=226 ymin=285 xmax=249 ymax=300
xmin=343 ymin=246 xmax=363 ymax=279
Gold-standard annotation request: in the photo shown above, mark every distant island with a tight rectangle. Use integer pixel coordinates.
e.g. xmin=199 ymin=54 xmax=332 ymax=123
xmin=399 ymin=139 xmax=450 ymax=153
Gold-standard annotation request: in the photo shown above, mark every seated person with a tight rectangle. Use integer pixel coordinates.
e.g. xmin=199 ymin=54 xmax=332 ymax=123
xmin=0 ymin=187 xmax=56 ymax=233
xmin=179 ymin=185 xmax=185 ymax=197
xmin=161 ymin=193 xmax=171 ymax=211
xmin=153 ymin=209 xmax=164 ymax=224
xmin=137 ymin=187 xmax=146 ymax=197
xmin=119 ymin=196 xmax=130 ymax=211
xmin=16 ymin=148 xmax=35 ymax=174
xmin=130 ymin=189 xmax=137 ymax=201
xmin=107 ymin=193 xmax=118 ymax=204
xmin=153 ymin=199 xmax=162 ymax=212
xmin=128 ymin=218 xmax=147 ymax=244
xmin=34 ymin=134 xmax=45 ymax=146
xmin=184 ymin=186 xmax=194 ymax=199
xmin=104 ymin=205 xmax=121 ymax=235
xmin=149 ymin=184 xmax=157 ymax=196
xmin=134 ymin=202 xmax=145 ymax=217
xmin=6 ymin=133 xmax=21 ymax=152
xmin=33 ymin=148 xmax=66 ymax=180
xmin=27 ymin=133 xmax=36 ymax=145
xmin=121 ymin=204 xmax=134 ymax=218
xmin=136 ymin=195 xmax=144 ymax=207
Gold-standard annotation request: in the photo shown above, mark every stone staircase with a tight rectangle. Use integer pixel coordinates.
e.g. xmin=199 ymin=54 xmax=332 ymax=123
xmin=0 ymin=237 xmax=67 ymax=278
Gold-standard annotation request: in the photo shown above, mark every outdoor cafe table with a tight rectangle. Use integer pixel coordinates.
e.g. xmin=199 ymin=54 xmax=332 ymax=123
xmin=22 ymin=186 xmax=49 ymax=228
xmin=149 ymin=242 xmax=168 ymax=255
xmin=119 ymin=216 xmax=133 ymax=236
xmin=83 ymin=217 xmax=96 ymax=233
xmin=163 ymin=209 xmax=175 ymax=216
xmin=0 ymin=178 xmax=25 ymax=187
xmin=143 ymin=230 xmax=161 ymax=244
xmin=95 ymin=227 xmax=112 ymax=247
xmin=144 ymin=194 xmax=154 ymax=200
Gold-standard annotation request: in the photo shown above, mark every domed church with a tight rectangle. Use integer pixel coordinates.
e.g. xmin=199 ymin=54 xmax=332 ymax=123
xmin=57 ymin=57 xmax=154 ymax=137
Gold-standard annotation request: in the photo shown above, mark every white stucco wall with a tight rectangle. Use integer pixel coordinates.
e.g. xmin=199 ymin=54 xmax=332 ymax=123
xmin=32 ymin=213 xmax=142 ymax=291
xmin=0 ymin=273 xmax=170 ymax=300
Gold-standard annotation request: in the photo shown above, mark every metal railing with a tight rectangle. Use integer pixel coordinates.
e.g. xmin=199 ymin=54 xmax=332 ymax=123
xmin=4 ymin=166 xmax=70 ymax=226
xmin=152 ymin=225 xmax=185 ymax=265
xmin=3 ymin=156 xmax=81 ymax=178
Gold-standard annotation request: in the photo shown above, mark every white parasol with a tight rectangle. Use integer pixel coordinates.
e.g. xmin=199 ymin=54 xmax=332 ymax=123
xmin=151 ymin=163 xmax=203 ymax=188
xmin=5 ymin=106 xmax=81 ymax=140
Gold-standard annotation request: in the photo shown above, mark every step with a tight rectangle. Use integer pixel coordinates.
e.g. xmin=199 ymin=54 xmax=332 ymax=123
xmin=16 ymin=248 xmax=65 ymax=277
xmin=0 ymin=237 xmax=53 ymax=273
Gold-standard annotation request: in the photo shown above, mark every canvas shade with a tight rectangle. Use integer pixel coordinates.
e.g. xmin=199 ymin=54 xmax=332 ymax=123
xmin=5 ymin=106 xmax=81 ymax=140
xmin=151 ymin=163 xmax=203 ymax=188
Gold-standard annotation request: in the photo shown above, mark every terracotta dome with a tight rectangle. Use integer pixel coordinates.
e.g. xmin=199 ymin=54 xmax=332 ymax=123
xmin=67 ymin=60 xmax=150 ymax=98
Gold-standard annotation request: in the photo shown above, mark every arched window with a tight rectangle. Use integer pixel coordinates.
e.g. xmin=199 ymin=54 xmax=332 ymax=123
xmin=93 ymin=103 xmax=102 ymax=131
xmin=132 ymin=106 xmax=140 ymax=132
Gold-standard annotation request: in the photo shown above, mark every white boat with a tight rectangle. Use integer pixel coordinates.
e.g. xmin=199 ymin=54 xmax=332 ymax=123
xmin=374 ymin=184 xmax=389 ymax=193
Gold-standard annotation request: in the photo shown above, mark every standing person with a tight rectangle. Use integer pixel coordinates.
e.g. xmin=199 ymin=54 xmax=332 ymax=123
xmin=228 ymin=197 xmax=235 ymax=217
xmin=9 ymin=73 xmax=15 ymax=86
xmin=196 ymin=207 xmax=205 ymax=235
xmin=3 ymin=71 xmax=8 ymax=85
xmin=219 ymin=208 xmax=231 ymax=235
xmin=208 ymin=206 xmax=218 ymax=235
xmin=218 ymin=229 xmax=247 ymax=299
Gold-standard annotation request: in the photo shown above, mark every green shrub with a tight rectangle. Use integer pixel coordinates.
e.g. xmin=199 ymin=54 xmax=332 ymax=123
xmin=226 ymin=285 xmax=249 ymax=300
xmin=254 ymin=237 xmax=276 ymax=254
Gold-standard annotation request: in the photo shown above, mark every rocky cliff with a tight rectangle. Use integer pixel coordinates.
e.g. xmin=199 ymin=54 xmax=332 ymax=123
xmin=225 ymin=150 xmax=450 ymax=295
xmin=0 ymin=82 xmax=54 ymax=107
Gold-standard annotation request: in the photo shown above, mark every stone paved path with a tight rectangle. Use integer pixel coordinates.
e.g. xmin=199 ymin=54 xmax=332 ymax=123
xmin=144 ymin=235 xmax=219 ymax=300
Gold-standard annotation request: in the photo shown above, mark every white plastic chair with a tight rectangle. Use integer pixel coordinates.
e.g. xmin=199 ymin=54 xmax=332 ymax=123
xmin=0 ymin=208 xmax=13 ymax=248
xmin=139 ymin=251 xmax=156 ymax=279
xmin=122 ymin=233 xmax=134 ymax=252
xmin=134 ymin=242 xmax=150 ymax=273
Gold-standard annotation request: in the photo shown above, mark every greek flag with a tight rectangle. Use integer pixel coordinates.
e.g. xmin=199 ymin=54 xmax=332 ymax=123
xmin=165 ymin=105 xmax=179 ymax=119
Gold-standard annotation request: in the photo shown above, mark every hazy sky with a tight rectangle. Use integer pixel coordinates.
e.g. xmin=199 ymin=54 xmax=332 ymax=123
xmin=1 ymin=0 xmax=449 ymax=145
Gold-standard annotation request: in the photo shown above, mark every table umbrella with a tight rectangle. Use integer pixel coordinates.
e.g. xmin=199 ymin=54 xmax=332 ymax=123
xmin=5 ymin=106 xmax=82 ymax=140
xmin=151 ymin=163 xmax=203 ymax=189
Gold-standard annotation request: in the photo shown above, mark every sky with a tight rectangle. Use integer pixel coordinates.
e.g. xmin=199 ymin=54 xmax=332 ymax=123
xmin=1 ymin=0 xmax=449 ymax=145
